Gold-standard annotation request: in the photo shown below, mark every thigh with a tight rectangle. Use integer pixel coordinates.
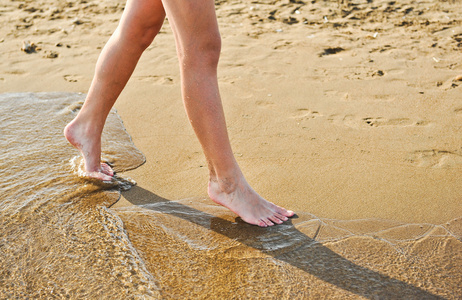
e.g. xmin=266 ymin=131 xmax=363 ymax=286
xmin=160 ymin=0 xmax=220 ymax=52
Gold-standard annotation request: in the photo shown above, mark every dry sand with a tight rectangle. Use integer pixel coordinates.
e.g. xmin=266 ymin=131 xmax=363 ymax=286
xmin=1 ymin=0 xmax=460 ymax=223
xmin=1 ymin=0 xmax=461 ymax=298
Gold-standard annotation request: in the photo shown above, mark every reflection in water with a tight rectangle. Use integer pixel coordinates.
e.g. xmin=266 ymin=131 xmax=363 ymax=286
xmin=1 ymin=92 xmax=460 ymax=298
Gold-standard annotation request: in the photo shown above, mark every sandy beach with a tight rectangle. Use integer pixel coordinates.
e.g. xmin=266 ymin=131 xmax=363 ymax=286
xmin=1 ymin=0 xmax=461 ymax=298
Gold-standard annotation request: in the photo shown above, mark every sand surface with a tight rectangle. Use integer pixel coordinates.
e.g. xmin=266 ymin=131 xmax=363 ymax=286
xmin=1 ymin=0 xmax=461 ymax=223
xmin=1 ymin=0 xmax=461 ymax=298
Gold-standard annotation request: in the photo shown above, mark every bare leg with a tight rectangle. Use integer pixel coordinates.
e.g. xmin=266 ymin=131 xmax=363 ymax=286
xmin=64 ymin=0 xmax=166 ymax=181
xmin=161 ymin=0 xmax=294 ymax=226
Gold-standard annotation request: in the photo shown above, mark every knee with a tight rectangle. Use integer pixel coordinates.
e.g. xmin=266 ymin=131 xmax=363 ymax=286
xmin=179 ymin=32 xmax=222 ymax=70
xmin=137 ymin=25 xmax=161 ymax=50
xmin=119 ymin=14 xmax=165 ymax=51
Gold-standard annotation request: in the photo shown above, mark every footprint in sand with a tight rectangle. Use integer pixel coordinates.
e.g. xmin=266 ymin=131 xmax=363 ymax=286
xmin=452 ymin=33 xmax=462 ymax=48
xmin=436 ymin=75 xmax=462 ymax=90
xmin=327 ymin=114 xmax=357 ymax=128
xmin=135 ymin=75 xmax=174 ymax=85
xmin=363 ymin=117 xmax=414 ymax=127
xmin=344 ymin=69 xmax=386 ymax=81
xmin=407 ymin=150 xmax=462 ymax=168
xmin=5 ymin=69 xmax=27 ymax=75
xmin=324 ymin=90 xmax=350 ymax=101
xmin=324 ymin=90 xmax=395 ymax=102
xmin=273 ymin=40 xmax=293 ymax=50
xmin=291 ymin=108 xmax=322 ymax=120
xmin=255 ymin=100 xmax=276 ymax=109
xmin=328 ymin=114 xmax=430 ymax=128
xmin=63 ymin=75 xmax=82 ymax=83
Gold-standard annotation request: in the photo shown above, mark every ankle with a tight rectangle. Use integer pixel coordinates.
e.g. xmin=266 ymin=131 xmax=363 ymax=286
xmin=71 ymin=114 xmax=104 ymax=137
xmin=209 ymin=169 xmax=245 ymax=195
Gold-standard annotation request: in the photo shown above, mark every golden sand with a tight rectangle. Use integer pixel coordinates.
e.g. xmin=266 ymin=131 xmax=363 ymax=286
xmin=1 ymin=0 xmax=461 ymax=298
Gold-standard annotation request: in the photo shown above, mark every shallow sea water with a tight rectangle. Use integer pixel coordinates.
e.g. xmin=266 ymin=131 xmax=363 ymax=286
xmin=0 ymin=92 xmax=461 ymax=299
xmin=0 ymin=92 xmax=158 ymax=298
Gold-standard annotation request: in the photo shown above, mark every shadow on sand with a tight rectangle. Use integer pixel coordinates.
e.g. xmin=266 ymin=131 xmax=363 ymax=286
xmin=118 ymin=185 xmax=442 ymax=299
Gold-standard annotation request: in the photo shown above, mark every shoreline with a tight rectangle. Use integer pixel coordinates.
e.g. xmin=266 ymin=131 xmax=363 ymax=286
xmin=1 ymin=0 xmax=461 ymax=297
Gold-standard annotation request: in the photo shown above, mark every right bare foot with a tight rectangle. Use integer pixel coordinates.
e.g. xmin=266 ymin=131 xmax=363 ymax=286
xmin=208 ymin=174 xmax=294 ymax=227
xmin=64 ymin=118 xmax=114 ymax=181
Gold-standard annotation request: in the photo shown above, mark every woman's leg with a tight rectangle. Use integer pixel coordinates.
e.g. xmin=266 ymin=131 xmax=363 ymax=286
xmin=161 ymin=0 xmax=294 ymax=227
xmin=64 ymin=0 xmax=166 ymax=180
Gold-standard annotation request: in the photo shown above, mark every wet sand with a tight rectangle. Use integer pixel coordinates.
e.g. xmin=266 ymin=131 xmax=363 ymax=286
xmin=1 ymin=0 xmax=461 ymax=298
xmin=0 ymin=93 xmax=158 ymax=298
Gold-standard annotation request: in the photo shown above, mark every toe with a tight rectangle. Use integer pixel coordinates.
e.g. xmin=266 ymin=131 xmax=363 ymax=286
xmin=258 ymin=220 xmax=268 ymax=227
xmin=274 ymin=212 xmax=288 ymax=222
xmin=269 ymin=215 xmax=284 ymax=224
xmin=263 ymin=218 xmax=275 ymax=227
xmin=278 ymin=207 xmax=294 ymax=217
xmin=100 ymin=163 xmax=114 ymax=177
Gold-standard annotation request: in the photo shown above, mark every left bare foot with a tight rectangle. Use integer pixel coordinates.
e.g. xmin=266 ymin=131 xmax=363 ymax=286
xmin=64 ymin=117 xmax=114 ymax=181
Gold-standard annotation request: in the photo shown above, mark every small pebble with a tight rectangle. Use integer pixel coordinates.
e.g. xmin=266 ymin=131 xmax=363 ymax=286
xmin=455 ymin=75 xmax=462 ymax=81
xmin=46 ymin=52 xmax=58 ymax=58
xmin=21 ymin=40 xmax=38 ymax=53
xmin=73 ymin=18 xmax=83 ymax=25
